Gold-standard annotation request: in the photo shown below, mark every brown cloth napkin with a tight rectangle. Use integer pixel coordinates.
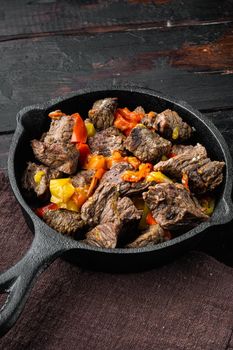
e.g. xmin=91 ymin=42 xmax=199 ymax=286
xmin=0 ymin=172 xmax=233 ymax=350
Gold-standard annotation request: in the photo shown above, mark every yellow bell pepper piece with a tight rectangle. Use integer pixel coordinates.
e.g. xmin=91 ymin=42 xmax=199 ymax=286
xmin=172 ymin=126 xmax=179 ymax=140
xmin=56 ymin=199 xmax=79 ymax=212
xmin=50 ymin=178 xmax=75 ymax=204
xmin=34 ymin=170 xmax=45 ymax=184
xmin=146 ymin=171 xmax=173 ymax=184
xmin=85 ymin=120 xmax=96 ymax=137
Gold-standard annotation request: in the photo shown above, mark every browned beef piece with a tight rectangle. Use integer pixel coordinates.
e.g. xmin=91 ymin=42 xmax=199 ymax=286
xmin=71 ymin=169 xmax=95 ymax=188
xmin=88 ymin=126 xmax=125 ymax=156
xmin=143 ymin=183 xmax=209 ymax=230
xmin=126 ymin=224 xmax=168 ymax=248
xmin=88 ymin=97 xmax=118 ymax=130
xmin=85 ymin=196 xmax=141 ymax=248
xmin=85 ymin=222 xmax=120 ymax=248
xmin=97 ymin=162 xmax=149 ymax=197
xmin=154 ymin=143 xmax=207 ymax=178
xmin=171 ymin=144 xmax=204 ymax=156
xmin=22 ymin=162 xmax=62 ymax=199
xmin=154 ymin=144 xmax=224 ymax=194
xmin=81 ymin=163 xmax=142 ymax=226
xmin=101 ymin=196 xmax=141 ymax=225
xmin=124 ymin=125 xmax=171 ymax=163
xmin=43 ymin=209 xmax=85 ymax=236
xmin=81 ymin=182 xmax=116 ymax=226
xmin=154 ymin=109 xmax=192 ymax=142
xmin=185 ymin=160 xmax=225 ymax=194
xmin=31 ymin=116 xmax=79 ymax=174
xmin=141 ymin=113 xmax=158 ymax=129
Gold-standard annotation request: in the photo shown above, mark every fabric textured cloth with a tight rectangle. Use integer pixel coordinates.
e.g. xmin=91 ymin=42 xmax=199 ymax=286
xmin=0 ymin=172 xmax=233 ymax=350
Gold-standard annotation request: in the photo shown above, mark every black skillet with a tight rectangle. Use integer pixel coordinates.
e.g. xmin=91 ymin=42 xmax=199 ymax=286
xmin=0 ymin=86 xmax=232 ymax=336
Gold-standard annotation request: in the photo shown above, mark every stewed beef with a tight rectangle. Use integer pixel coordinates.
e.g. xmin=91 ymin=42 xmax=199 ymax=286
xmin=81 ymin=163 xmax=143 ymax=227
xmin=88 ymin=97 xmax=118 ymax=130
xmin=71 ymin=169 xmax=95 ymax=188
xmin=154 ymin=143 xmax=207 ymax=178
xmin=141 ymin=113 xmax=158 ymax=129
xmin=171 ymin=144 xmax=204 ymax=156
xmin=154 ymin=109 xmax=192 ymax=142
xmin=93 ymin=162 xmax=149 ymax=197
xmin=22 ymin=162 xmax=62 ymax=200
xmin=101 ymin=196 xmax=141 ymax=226
xmin=43 ymin=209 xmax=85 ymax=236
xmin=154 ymin=143 xmax=224 ymax=194
xmin=85 ymin=196 xmax=141 ymax=248
xmin=124 ymin=125 xmax=171 ymax=163
xmin=126 ymin=224 xmax=168 ymax=248
xmin=85 ymin=222 xmax=120 ymax=248
xmin=31 ymin=116 xmax=79 ymax=174
xmin=81 ymin=182 xmax=116 ymax=226
xmin=184 ymin=159 xmax=225 ymax=194
xmin=81 ymin=163 xmax=134 ymax=227
xmin=143 ymin=183 xmax=209 ymax=230
xmin=88 ymin=126 xmax=125 ymax=156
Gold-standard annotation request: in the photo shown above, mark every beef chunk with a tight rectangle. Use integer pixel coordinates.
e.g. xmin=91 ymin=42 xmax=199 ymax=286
xmin=124 ymin=125 xmax=171 ymax=163
xmin=184 ymin=159 xmax=225 ymax=194
xmin=154 ymin=143 xmax=207 ymax=178
xmin=43 ymin=209 xmax=85 ymax=236
xmin=171 ymin=144 xmax=205 ymax=156
xmin=117 ymin=197 xmax=142 ymax=223
xmin=85 ymin=196 xmax=141 ymax=249
xmin=98 ymin=162 xmax=149 ymax=197
xmin=101 ymin=196 xmax=141 ymax=225
xmin=88 ymin=127 xmax=125 ymax=156
xmin=85 ymin=222 xmax=120 ymax=248
xmin=22 ymin=162 xmax=62 ymax=199
xmin=143 ymin=183 xmax=209 ymax=230
xmin=142 ymin=113 xmax=158 ymax=129
xmin=154 ymin=143 xmax=224 ymax=194
xmin=71 ymin=169 xmax=95 ymax=187
xmin=126 ymin=224 xmax=168 ymax=248
xmin=31 ymin=116 xmax=79 ymax=174
xmin=81 ymin=182 xmax=116 ymax=226
xmin=81 ymin=163 xmax=142 ymax=227
xmin=154 ymin=109 xmax=192 ymax=142
xmin=88 ymin=97 xmax=118 ymax=130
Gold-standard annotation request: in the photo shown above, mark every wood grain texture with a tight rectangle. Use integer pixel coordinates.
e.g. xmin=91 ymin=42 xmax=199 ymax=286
xmin=0 ymin=22 xmax=233 ymax=131
xmin=0 ymin=0 xmax=232 ymax=40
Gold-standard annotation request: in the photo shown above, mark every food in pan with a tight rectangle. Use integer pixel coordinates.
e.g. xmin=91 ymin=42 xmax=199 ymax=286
xmin=21 ymin=98 xmax=225 ymax=248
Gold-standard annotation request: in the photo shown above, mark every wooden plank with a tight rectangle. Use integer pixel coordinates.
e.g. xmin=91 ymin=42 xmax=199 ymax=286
xmin=0 ymin=23 xmax=233 ymax=131
xmin=0 ymin=0 xmax=232 ymax=39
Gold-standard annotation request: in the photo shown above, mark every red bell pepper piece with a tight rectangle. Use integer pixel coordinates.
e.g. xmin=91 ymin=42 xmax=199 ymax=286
xmin=71 ymin=113 xmax=87 ymax=144
xmin=36 ymin=203 xmax=58 ymax=218
xmin=77 ymin=143 xmax=91 ymax=167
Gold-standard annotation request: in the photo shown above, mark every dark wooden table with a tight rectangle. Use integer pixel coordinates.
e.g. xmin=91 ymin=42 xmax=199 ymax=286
xmin=0 ymin=0 xmax=233 ymax=265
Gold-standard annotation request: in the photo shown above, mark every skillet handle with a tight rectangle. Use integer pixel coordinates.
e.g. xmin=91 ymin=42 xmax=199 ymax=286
xmin=0 ymin=223 xmax=70 ymax=337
